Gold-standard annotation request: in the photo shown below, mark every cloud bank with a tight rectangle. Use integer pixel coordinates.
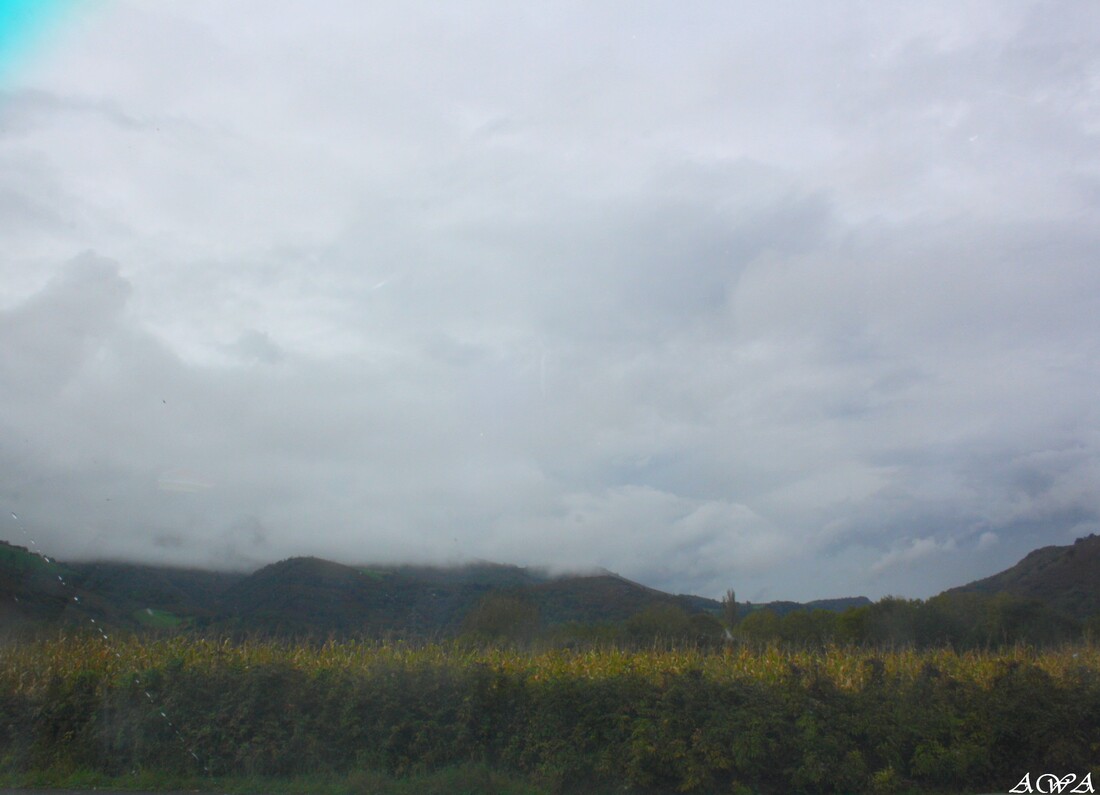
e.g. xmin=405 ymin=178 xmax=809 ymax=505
xmin=2 ymin=1 xmax=1099 ymax=600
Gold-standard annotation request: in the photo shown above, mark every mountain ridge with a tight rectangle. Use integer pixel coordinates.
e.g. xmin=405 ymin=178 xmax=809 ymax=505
xmin=0 ymin=540 xmax=871 ymax=638
xmin=943 ymin=533 xmax=1100 ymax=620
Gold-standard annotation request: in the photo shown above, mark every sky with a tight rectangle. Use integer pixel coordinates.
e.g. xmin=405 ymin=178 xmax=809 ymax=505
xmin=1 ymin=1 xmax=1099 ymax=602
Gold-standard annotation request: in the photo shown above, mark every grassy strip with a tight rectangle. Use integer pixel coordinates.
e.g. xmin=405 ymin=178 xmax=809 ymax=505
xmin=132 ymin=609 xmax=186 ymax=629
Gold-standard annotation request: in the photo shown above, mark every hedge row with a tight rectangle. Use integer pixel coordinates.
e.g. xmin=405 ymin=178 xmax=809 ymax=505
xmin=2 ymin=648 xmax=1099 ymax=793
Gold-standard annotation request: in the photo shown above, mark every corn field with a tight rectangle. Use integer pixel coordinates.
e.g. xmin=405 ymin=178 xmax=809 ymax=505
xmin=2 ymin=635 xmax=1098 ymax=793
xmin=3 ymin=634 xmax=1100 ymax=691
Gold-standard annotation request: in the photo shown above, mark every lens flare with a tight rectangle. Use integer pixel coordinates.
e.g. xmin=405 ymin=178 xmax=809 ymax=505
xmin=0 ymin=0 xmax=75 ymax=79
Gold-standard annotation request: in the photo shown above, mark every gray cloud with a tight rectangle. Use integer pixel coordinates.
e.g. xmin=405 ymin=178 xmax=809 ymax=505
xmin=1 ymin=1 xmax=1098 ymax=600
xmin=0 ymin=252 xmax=131 ymax=393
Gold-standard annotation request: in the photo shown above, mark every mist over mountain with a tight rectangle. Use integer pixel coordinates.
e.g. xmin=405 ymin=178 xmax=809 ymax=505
xmin=7 ymin=531 xmax=1100 ymax=646
xmin=0 ymin=539 xmax=875 ymax=639
xmin=3 ymin=2 xmax=1100 ymax=604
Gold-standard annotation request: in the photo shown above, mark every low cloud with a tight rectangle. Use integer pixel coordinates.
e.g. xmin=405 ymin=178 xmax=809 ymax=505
xmin=871 ymin=537 xmax=958 ymax=576
xmin=1 ymin=2 xmax=1099 ymax=600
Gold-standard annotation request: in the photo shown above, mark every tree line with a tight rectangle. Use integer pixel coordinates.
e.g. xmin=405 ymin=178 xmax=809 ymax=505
xmin=460 ymin=588 xmax=1094 ymax=650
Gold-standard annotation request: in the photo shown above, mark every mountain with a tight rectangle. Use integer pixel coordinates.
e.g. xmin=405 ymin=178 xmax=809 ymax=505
xmin=943 ymin=533 xmax=1100 ymax=621
xmin=0 ymin=539 xmax=869 ymax=639
xmin=0 ymin=541 xmax=76 ymax=636
xmin=738 ymin=596 xmax=872 ymax=619
xmin=68 ymin=560 xmax=244 ymax=618
xmin=0 ymin=542 xmax=251 ymax=637
xmin=210 ymin=557 xmax=490 ymax=637
xmin=208 ymin=559 xmax=719 ymax=637
xmin=527 ymin=574 xmax=719 ymax=624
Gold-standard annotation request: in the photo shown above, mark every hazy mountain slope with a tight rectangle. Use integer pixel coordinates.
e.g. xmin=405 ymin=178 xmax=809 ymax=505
xmin=741 ymin=596 xmax=872 ymax=619
xmin=67 ymin=561 xmax=244 ymax=617
xmin=373 ymin=561 xmax=552 ymax=588
xmin=0 ymin=541 xmax=74 ymax=635
xmin=210 ymin=557 xmax=497 ymax=637
xmin=943 ymin=534 xmax=1100 ymax=620
xmin=1 ymin=540 xmax=874 ymax=639
xmin=527 ymin=575 xmax=718 ymax=624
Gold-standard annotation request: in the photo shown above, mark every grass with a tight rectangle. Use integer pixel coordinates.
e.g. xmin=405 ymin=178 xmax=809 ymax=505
xmin=0 ymin=542 xmax=70 ymax=575
xmin=132 ymin=608 xmax=186 ymax=629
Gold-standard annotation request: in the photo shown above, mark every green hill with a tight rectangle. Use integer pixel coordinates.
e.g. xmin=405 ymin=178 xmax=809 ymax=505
xmin=943 ymin=533 xmax=1100 ymax=621
xmin=526 ymin=574 xmax=717 ymax=624
xmin=0 ymin=540 xmax=78 ymax=636
xmin=206 ymin=558 xmax=716 ymax=638
xmin=0 ymin=540 xmax=871 ymax=640
xmin=208 ymin=557 xmax=529 ymax=637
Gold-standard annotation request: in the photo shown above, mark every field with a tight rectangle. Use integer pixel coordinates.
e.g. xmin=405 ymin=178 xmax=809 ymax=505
xmin=1 ymin=636 xmax=1098 ymax=794
xmin=131 ymin=609 xmax=187 ymax=630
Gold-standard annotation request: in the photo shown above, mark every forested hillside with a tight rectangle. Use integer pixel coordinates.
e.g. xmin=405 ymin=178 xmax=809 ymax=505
xmin=0 ymin=541 xmax=865 ymax=642
xmin=4 ymin=535 xmax=1100 ymax=649
xmin=945 ymin=533 xmax=1100 ymax=620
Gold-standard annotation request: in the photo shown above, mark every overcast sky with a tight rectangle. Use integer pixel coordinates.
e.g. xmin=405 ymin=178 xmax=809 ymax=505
xmin=1 ymin=1 xmax=1099 ymax=602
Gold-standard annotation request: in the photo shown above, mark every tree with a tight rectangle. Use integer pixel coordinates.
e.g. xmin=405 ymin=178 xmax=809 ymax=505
xmin=625 ymin=604 xmax=693 ymax=643
xmin=721 ymin=588 xmax=740 ymax=628
xmin=688 ymin=612 xmax=727 ymax=645
xmin=460 ymin=593 xmax=540 ymax=644
xmin=736 ymin=609 xmax=781 ymax=644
